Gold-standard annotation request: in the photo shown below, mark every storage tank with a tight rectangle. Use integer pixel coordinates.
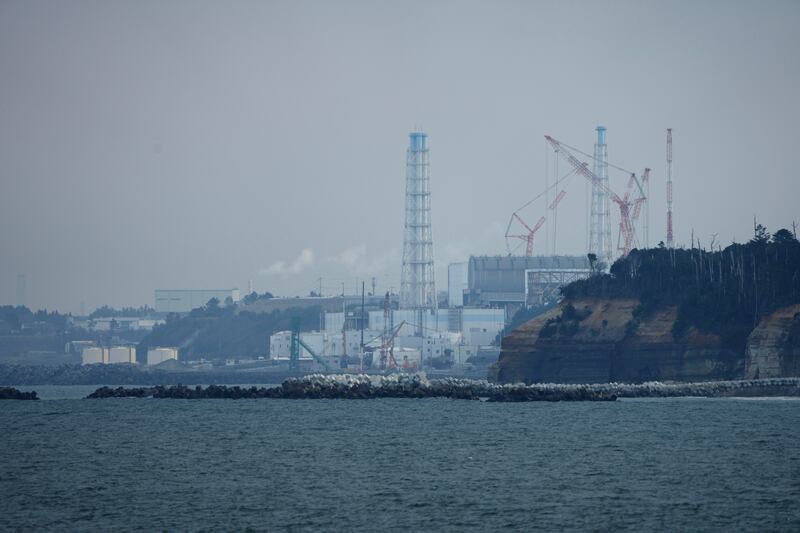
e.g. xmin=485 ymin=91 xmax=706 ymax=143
xmin=147 ymin=347 xmax=178 ymax=366
xmin=82 ymin=347 xmax=108 ymax=365
xmin=109 ymin=346 xmax=137 ymax=364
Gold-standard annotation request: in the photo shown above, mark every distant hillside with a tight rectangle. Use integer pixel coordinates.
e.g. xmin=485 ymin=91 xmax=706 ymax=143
xmin=137 ymin=301 xmax=322 ymax=361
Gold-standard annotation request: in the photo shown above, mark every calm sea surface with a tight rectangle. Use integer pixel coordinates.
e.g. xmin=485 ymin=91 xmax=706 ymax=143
xmin=2 ymin=386 xmax=799 ymax=531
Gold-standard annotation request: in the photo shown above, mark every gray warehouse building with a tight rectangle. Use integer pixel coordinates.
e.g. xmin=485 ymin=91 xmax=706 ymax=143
xmin=464 ymin=255 xmax=591 ymax=314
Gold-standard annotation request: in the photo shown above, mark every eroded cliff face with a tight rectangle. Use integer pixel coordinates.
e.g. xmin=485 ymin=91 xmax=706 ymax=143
xmin=496 ymin=299 xmax=637 ymax=384
xmin=745 ymin=304 xmax=800 ymax=379
xmin=495 ymin=298 xmax=743 ymax=384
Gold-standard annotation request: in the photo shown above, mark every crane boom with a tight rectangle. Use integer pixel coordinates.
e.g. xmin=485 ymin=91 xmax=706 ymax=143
xmin=386 ymin=320 xmax=406 ymax=369
xmin=548 ymin=189 xmax=567 ymax=210
xmin=506 ymin=214 xmax=546 ymax=256
xmin=544 ymin=134 xmax=643 ymax=257
xmin=297 ymin=337 xmax=332 ymax=371
xmin=545 ymin=136 xmax=624 ymax=205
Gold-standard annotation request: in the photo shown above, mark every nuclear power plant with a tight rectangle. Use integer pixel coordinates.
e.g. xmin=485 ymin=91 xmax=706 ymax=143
xmin=268 ymin=125 xmax=674 ymax=373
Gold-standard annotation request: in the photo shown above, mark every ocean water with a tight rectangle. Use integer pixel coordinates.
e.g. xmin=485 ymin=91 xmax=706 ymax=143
xmin=2 ymin=387 xmax=799 ymax=531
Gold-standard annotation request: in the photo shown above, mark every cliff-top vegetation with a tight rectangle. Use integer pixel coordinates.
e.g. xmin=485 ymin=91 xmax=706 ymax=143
xmin=561 ymin=225 xmax=800 ymax=352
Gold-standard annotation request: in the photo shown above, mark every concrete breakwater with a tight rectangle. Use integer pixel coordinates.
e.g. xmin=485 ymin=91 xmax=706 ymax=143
xmin=85 ymin=374 xmax=800 ymax=402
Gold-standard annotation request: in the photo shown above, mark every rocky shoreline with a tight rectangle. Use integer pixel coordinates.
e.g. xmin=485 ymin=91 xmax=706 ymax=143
xmin=85 ymin=374 xmax=800 ymax=402
xmin=0 ymin=387 xmax=38 ymax=400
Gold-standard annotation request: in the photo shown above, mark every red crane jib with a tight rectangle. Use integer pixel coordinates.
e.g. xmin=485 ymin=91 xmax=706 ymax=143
xmin=545 ymin=134 xmax=644 ymax=256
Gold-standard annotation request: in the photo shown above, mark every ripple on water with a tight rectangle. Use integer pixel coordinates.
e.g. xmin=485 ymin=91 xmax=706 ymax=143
xmin=0 ymin=395 xmax=799 ymax=531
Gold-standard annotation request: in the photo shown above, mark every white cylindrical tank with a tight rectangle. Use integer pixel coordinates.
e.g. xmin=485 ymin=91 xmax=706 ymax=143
xmin=82 ymin=347 xmax=107 ymax=365
xmin=109 ymin=346 xmax=136 ymax=364
xmin=147 ymin=347 xmax=178 ymax=366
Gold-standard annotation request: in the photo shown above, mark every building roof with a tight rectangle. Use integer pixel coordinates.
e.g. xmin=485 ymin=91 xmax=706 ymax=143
xmin=468 ymin=255 xmax=590 ymax=292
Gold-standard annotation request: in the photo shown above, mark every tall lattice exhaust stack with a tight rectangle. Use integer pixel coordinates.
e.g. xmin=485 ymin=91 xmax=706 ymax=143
xmin=592 ymin=126 xmax=612 ymax=267
xmin=401 ymin=132 xmax=436 ymax=333
xmin=666 ymin=128 xmax=674 ymax=248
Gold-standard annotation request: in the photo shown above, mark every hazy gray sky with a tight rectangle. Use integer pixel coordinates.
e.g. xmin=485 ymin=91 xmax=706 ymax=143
xmin=2 ymin=0 xmax=798 ymax=313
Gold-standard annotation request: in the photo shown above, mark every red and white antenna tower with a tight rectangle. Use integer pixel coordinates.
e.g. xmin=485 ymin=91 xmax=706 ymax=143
xmin=666 ymin=128 xmax=674 ymax=248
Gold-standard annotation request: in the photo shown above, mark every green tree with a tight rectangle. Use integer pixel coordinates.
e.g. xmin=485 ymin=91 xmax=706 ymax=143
xmin=751 ymin=222 xmax=769 ymax=244
xmin=587 ymin=253 xmax=598 ymax=274
xmin=773 ymin=228 xmax=797 ymax=244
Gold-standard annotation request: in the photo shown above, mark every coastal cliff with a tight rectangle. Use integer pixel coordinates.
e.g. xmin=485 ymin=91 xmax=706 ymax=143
xmin=745 ymin=304 xmax=800 ymax=379
xmin=494 ymin=229 xmax=800 ymax=384
xmin=495 ymin=298 xmax=747 ymax=384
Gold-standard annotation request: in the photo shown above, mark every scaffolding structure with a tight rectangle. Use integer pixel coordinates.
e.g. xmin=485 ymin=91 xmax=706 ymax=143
xmin=524 ymin=267 xmax=592 ymax=306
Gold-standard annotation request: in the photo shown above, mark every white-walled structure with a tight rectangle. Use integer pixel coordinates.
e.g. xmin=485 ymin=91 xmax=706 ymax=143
xmin=147 ymin=347 xmax=178 ymax=366
xmin=81 ymin=347 xmax=108 ymax=365
xmin=109 ymin=346 xmax=137 ymax=364
xmin=448 ymin=262 xmax=468 ymax=307
xmin=270 ymin=330 xmax=383 ymax=361
xmin=330 ymin=306 xmax=504 ymax=348
xmin=461 ymin=308 xmax=505 ymax=345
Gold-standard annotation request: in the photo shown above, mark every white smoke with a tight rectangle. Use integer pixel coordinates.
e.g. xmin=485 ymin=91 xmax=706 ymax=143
xmin=327 ymin=244 xmax=399 ymax=277
xmin=259 ymin=248 xmax=315 ymax=277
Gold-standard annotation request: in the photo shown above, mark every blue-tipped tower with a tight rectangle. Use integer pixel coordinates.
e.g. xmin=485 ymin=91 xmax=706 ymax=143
xmin=591 ymin=126 xmax=612 ymax=267
xmin=401 ymin=131 xmax=436 ymax=333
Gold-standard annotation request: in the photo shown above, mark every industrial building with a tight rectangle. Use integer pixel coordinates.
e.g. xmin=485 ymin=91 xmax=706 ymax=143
xmin=81 ymin=347 xmax=108 ymax=365
xmin=109 ymin=346 xmax=136 ymax=364
xmin=464 ymin=255 xmax=591 ymax=314
xmin=271 ymin=306 xmax=504 ymax=371
xmin=323 ymin=307 xmax=504 ymax=345
xmin=269 ymin=327 xmax=443 ymax=371
xmin=448 ymin=263 xmax=468 ymax=307
xmin=86 ymin=317 xmax=164 ymax=332
xmin=154 ymin=289 xmax=240 ymax=314
xmin=270 ymin=329 xmax=382 ymax=367
xmin=81 ymin=346 xmax=137 ymax=365
xmin=147 ymin=347 xmax=178 ymax=366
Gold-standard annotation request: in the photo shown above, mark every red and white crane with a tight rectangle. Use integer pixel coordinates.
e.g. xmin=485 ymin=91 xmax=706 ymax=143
xmin=544 ymin=135 xmax=646 ymax=257
xmin=505 ymin=213 xmax=546 ymax=257
xmin=504 ymin=162 xmax=577 ymax=257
